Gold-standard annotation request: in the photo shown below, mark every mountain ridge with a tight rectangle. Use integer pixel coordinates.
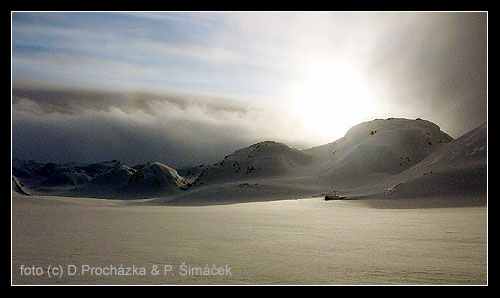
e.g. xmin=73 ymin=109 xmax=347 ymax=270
xmin=11 ymin=118 xmax=487 ymax=203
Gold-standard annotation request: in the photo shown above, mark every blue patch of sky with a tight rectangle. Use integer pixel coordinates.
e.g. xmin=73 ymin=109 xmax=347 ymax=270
xmin=12 ymin=12 xmax=288 ymax=99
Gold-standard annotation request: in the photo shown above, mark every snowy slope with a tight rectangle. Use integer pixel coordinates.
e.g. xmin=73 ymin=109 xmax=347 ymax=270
xmin=303 ymin=118 xmax=453 ymax=182
xmin=12 ymin=175 xmax=33 ymax=196
xmin=12 ymin=159 xmax=189 ymax=199
xmin=71 ymin=161 xmax=137 ymax=197
xmin=162 ymin=118 xmax=461 ymax=204
xmin=71 ymin=161 xmax=188 ymax=199
xmin=12 ymin=160 xmax=115 ymax=188
xmin=410 ymin=121 xmax=486 ymax=170
xmin=126 ymin=161 xmax=188 ymax=192
xmin=176 ymin=165 xmax=207 ymax=183
xmin=383 ymin=122 xmax=487 ymax=199
xmin=193 ymin=141 xmax=313 ymax=185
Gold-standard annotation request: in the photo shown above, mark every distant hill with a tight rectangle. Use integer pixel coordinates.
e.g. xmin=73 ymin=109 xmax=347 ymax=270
xmin=304 ymin=118 xmax=453 ymax=179
xmin=71 ymin=161 xmax=188 ymax=199
xmin=12 ymin=159 xmax=188 ymax=199
xmin=193 ymin=141 xmax=313 ymax=185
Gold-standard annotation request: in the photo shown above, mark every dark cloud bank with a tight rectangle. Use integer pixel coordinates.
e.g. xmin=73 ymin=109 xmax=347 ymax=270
xmin=12 ymin=88 xmax=305 ymax=167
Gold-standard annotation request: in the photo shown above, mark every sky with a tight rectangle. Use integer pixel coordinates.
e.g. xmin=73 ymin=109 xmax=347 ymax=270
xmin=12 ymin=12 xmax=487 ymax=167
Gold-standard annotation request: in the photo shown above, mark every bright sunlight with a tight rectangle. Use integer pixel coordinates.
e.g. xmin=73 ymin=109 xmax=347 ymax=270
xmin=293 ymin=62 xmax=373 ymax=141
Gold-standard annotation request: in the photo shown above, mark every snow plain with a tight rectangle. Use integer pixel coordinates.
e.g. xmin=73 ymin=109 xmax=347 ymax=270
xmin=12 ymin=118 xmax=487 ymax=284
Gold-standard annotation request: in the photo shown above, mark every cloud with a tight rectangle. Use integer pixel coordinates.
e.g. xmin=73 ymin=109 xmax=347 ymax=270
xmin=360 ymin=12 xmax=487 ymax=137
xmin=11 ymin=12 xmax=313 ymax=100
xmin=12 ymin=87 xmax=312 ymax=167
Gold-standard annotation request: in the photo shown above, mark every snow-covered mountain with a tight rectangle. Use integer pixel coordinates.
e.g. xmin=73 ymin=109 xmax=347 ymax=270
xmin=71 ymin=161 xmax=188 ymax=199
xmin=12 ymin=159 xmax=189 ymax=199
xmin=304 ymin=118 xmax=453 ymax=179
xmin=70 ymin=161 xmax=138 ymax=198
xmin=193 ymin=141 xmax=313 ymax=185
xmin=163 ymin=118 xmax=468 ymax=204
xmin=126 ymin=161 xmax=188 ymax=192
xmin=12 ymin=118 xmax=487 ymax=203
xmin=12 ymin=160 xmax=118 ymax=188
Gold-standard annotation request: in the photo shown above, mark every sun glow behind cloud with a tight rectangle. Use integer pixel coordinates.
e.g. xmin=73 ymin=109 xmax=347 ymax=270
xmin=291 ymin=60 xmax=373 ymax=142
